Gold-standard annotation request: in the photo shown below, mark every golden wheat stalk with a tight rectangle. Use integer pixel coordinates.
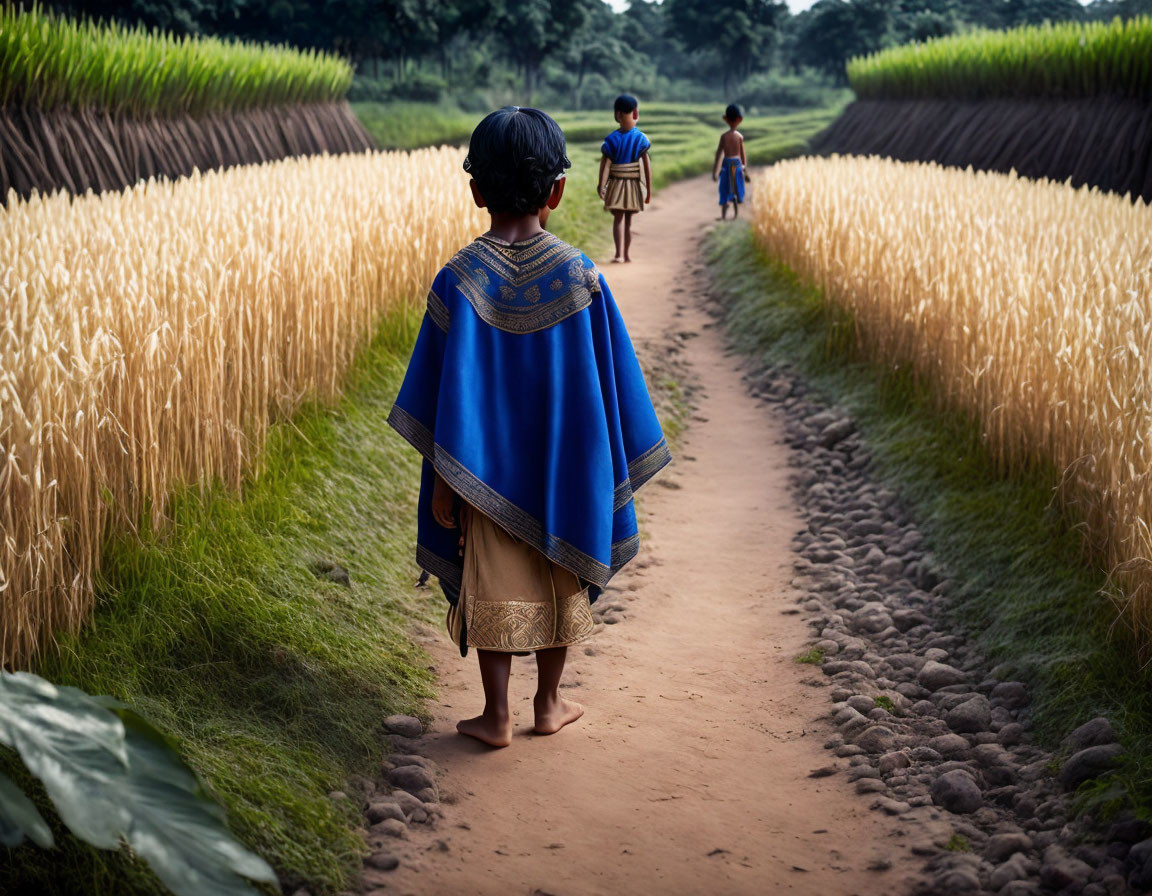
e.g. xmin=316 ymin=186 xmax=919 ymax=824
xmin=753 ymin=155 xmax=1152 ymax=643
xmin=0 ymin=147 xmax=488 ymax=669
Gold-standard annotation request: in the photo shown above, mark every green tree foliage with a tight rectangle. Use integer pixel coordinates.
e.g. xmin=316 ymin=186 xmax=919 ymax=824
xmin=665 ymin=0 xmax=788 ymax=88
xmin=42 ymin=0 xmax=1104 ymax=105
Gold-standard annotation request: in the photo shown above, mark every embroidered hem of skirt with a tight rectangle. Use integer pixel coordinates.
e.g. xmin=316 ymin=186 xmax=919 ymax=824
xmin=446 ymin=508 xmax=596 ymax=653
xmin=603 ymin=161 xmax=645 ymax=214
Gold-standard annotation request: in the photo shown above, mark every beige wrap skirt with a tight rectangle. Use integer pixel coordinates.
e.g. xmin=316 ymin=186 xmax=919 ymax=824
xmin=446 ymin=510 xmax=596 ymax=653
xmin=603 ymin=161 xmax=646 ymax=214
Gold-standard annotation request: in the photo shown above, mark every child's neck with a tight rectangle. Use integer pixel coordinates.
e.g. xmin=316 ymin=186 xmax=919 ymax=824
xmin=618 ymin=118 xmax=636 ymax=132
xmin=486 ymin=212 xmax=544 ymax=245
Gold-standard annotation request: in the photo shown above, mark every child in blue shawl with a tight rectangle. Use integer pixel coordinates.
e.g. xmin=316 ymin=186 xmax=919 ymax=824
xmin=388 ymin=107 xmax=670 ymax=747
xmin=597 ymin=94 xmax=652 ymax=263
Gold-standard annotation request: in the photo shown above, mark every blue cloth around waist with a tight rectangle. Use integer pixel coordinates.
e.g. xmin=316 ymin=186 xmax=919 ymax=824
xmin=719 ymin=157 xmax=745 ymax=205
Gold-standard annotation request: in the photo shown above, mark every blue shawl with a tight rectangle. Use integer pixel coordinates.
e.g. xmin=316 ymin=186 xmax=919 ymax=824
xmin=388 ymin=230 xmax=670 ymax=608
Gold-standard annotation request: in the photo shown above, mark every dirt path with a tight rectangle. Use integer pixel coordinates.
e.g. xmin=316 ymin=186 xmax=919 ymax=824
xmin=382 ymin=177 xmax=932 ymax=896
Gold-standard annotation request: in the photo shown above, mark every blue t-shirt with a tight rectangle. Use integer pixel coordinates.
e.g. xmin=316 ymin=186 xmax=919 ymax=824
xmin=601 ymin=128 xmax=651 ymax=164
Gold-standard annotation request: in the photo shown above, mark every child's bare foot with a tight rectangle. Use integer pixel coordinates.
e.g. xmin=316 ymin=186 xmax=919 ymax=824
xmin=611 ymin=256 xmax=624 ymax=263
xmin=533 ymin=694 xmax=584 ymax=735
xmin=457 ymin=712 xmax=512 ymax=748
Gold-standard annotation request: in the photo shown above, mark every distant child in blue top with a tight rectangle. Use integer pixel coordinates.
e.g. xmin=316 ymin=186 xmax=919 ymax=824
xmin=713 ymin=103 xmax=749 ymax=220
xmin=598 ymin=94 xmax=652 ymax=263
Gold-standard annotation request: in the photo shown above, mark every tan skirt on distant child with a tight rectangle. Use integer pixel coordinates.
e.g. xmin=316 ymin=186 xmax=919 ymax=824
xmin=603 ymin=161 xmax=646 ymax=213
xmin=447 ymin=509 xmax=596 ymax=653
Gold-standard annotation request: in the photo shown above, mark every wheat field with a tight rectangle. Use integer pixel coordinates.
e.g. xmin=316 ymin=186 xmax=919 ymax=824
xmin=0 ymin=147 xmax=487 ymax=668
xmin=753 ymin=155 xmax=1152 ymax=641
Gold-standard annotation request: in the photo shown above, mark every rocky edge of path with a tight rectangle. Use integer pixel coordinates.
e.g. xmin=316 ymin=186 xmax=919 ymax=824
xmin=743 ymin=358 xmax=1152 ymax=896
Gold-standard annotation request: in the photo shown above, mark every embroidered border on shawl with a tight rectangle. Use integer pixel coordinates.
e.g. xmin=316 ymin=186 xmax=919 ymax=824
xmin=417 ymin=543 xmax=461 ymax=589
xmin=387 ymin=405 xmax=434 ymax=461
xmin=388 ymin=409 xmax=660 ymax=586
xmin=611 ymin=532 xmax=640 ymax=570
xmin=446 ymin=236 xmax=599 ymax=335
xmin=433 ymin=446 xmax=616 ymax=587
xmin=612 ymin=478 xmax=632 ymax=512
xmin=426 ymin=287 xmax=450 ymax=333
xmin=628 ymin=436 xmax=672 ymax=491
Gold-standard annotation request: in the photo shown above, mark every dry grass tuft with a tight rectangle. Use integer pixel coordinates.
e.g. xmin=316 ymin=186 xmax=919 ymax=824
xmin=753 ymin=155 xmax=1152 ymax=644
xmin=0 ymin=147 xmax=487 ymax=668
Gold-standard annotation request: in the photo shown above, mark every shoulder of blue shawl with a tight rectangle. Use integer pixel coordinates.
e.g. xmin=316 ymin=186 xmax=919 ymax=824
xmin=442 ymin=233 xmax=602 ymax=335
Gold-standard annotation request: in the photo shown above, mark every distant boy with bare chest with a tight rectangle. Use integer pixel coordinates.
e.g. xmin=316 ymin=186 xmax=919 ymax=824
xmin=713 ymin=103 xmax=749 ymax=219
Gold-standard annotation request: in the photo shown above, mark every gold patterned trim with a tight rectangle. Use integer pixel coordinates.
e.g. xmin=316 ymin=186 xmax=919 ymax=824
xmin=426 ymin=286 xmax=450 ymax=333
xmin=465 ymin=588 xmax=594 ymax=652
xmin=418 ymin=543 xmax=461 ymax=589
xmin=613 ymin=478 xmax=633 ymax=512
xmin=445 ymin=235 xmax=600 ymax=334
xmin=387 ymin=405 xmax=434 ymax=461
xmin=628 ymin=437 xmax=672 ymax=492
xmin=433 ymin=446 xmax=614 ymax=586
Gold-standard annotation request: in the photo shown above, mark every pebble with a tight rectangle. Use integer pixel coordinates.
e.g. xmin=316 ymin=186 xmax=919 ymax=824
xmin=366 ymin=800 xmax=406 ymax=824
xmin=365 ymin=852 xmax=400 ymax=871
xmin=1039 ymin=845 xmax=1092 ymax=889
xmin=1058 ymin=744 xmax=1123 ymax=791
xmin=926 ymin=733 xmax=971 ymax=759
xmin=989 ymin=853 xmax=1036 ymax=889
xmin=382 ymin=715 xmax=424 ymax=738
xmin=854 ymin=725 xmax=897 ymax=754
xmin=1067 ymin=717 xmax=1117 ymax=750
xmin=931 ymin=769 xmax=983 ymax=814
xmin=877 ymin=751 xmax=911 ymax=774
xmin=945 ymin=695 xmax=991 ymax=734
xmin=917 ymin=660 xmax=967 ymax=691
xmin=387 ymin=764 xmax=436 ymax=794
xmin=369 ymin=818 xmax=408 ymax=839
xmin=984 ymin=831 xmax=1033 ymax=863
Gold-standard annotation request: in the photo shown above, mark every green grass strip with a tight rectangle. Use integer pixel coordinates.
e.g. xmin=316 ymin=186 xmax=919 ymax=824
xmin=708 ymin=222 xmax=1152 ymax=819
xmin=0 ymin=310 xmax=437 ymax=895
xmin=848 ymin=16 xmax=1152 ymax=102
xmin=0 ymin=4 xmax=353 ymax=117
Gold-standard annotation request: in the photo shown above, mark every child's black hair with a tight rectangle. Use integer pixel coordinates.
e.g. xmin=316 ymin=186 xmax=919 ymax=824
xmin=463 ymin=106 xmax=571 ymax=216
xmin=614 ymin=94 xmax=639 ymax=116
xmin=725 ymin=103 xmax=744 ymax=122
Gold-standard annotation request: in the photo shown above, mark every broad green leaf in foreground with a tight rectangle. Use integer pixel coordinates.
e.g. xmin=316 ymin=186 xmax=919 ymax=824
xmin=0 ymin=770 xmax=54 ymax=848
xmin=0 ymin=672 xmax=277 ymax=896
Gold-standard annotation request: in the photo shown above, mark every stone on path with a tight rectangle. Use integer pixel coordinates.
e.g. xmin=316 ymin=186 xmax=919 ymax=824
xmin=917 ymin=660 xmax=966 ymax=691
xmin=1067 ymin=717 xmax=1116 ymax=750
xmin=945 ymin=695 xmax=991 ymax=734
xmin=365 ymin=851 xmax=400 ymax=871
xmin=931 ymin=769 xmax=983 ymax=814
xmin=387 ymin=764 xmax=436 ymax=794
xmin=1058 ymin=744 xmax=1122 ymax=791
xmin=382 ymin=715 xmax=424 ymax=738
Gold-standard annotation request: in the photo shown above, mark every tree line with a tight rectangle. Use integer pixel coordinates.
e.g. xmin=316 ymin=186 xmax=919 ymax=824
xmin=47 ymin=0 xmax=1152 ymax=102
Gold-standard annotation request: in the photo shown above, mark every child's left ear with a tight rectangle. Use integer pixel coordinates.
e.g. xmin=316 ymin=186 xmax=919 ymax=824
xmin=546 ymin=177 xmax=566 ymax=210
xmin=632 ymin=109 xmax=639 ymax=121
xmin=469 ymin=179 xmax=487 ymax=209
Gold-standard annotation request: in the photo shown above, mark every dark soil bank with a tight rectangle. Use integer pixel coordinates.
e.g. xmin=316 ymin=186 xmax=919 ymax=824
xmin=0 ymin=100 xmax=374 ymax=202
xmin=812 ymin=98 xmax=1152 ymax=203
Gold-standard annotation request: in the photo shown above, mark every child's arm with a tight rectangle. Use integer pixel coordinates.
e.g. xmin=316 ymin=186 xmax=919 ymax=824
xmin=713 ymin=138 xmax=724 ymax=180
xmin=598 ymin=155 xmax=610 ymax=198
xmin=739 ymin=132 xmax=750 ymax=180
xmin=641 ymin=150 xmax=652 ymax=204
xmin=432 ymin=472 xmax=457 ymax=528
